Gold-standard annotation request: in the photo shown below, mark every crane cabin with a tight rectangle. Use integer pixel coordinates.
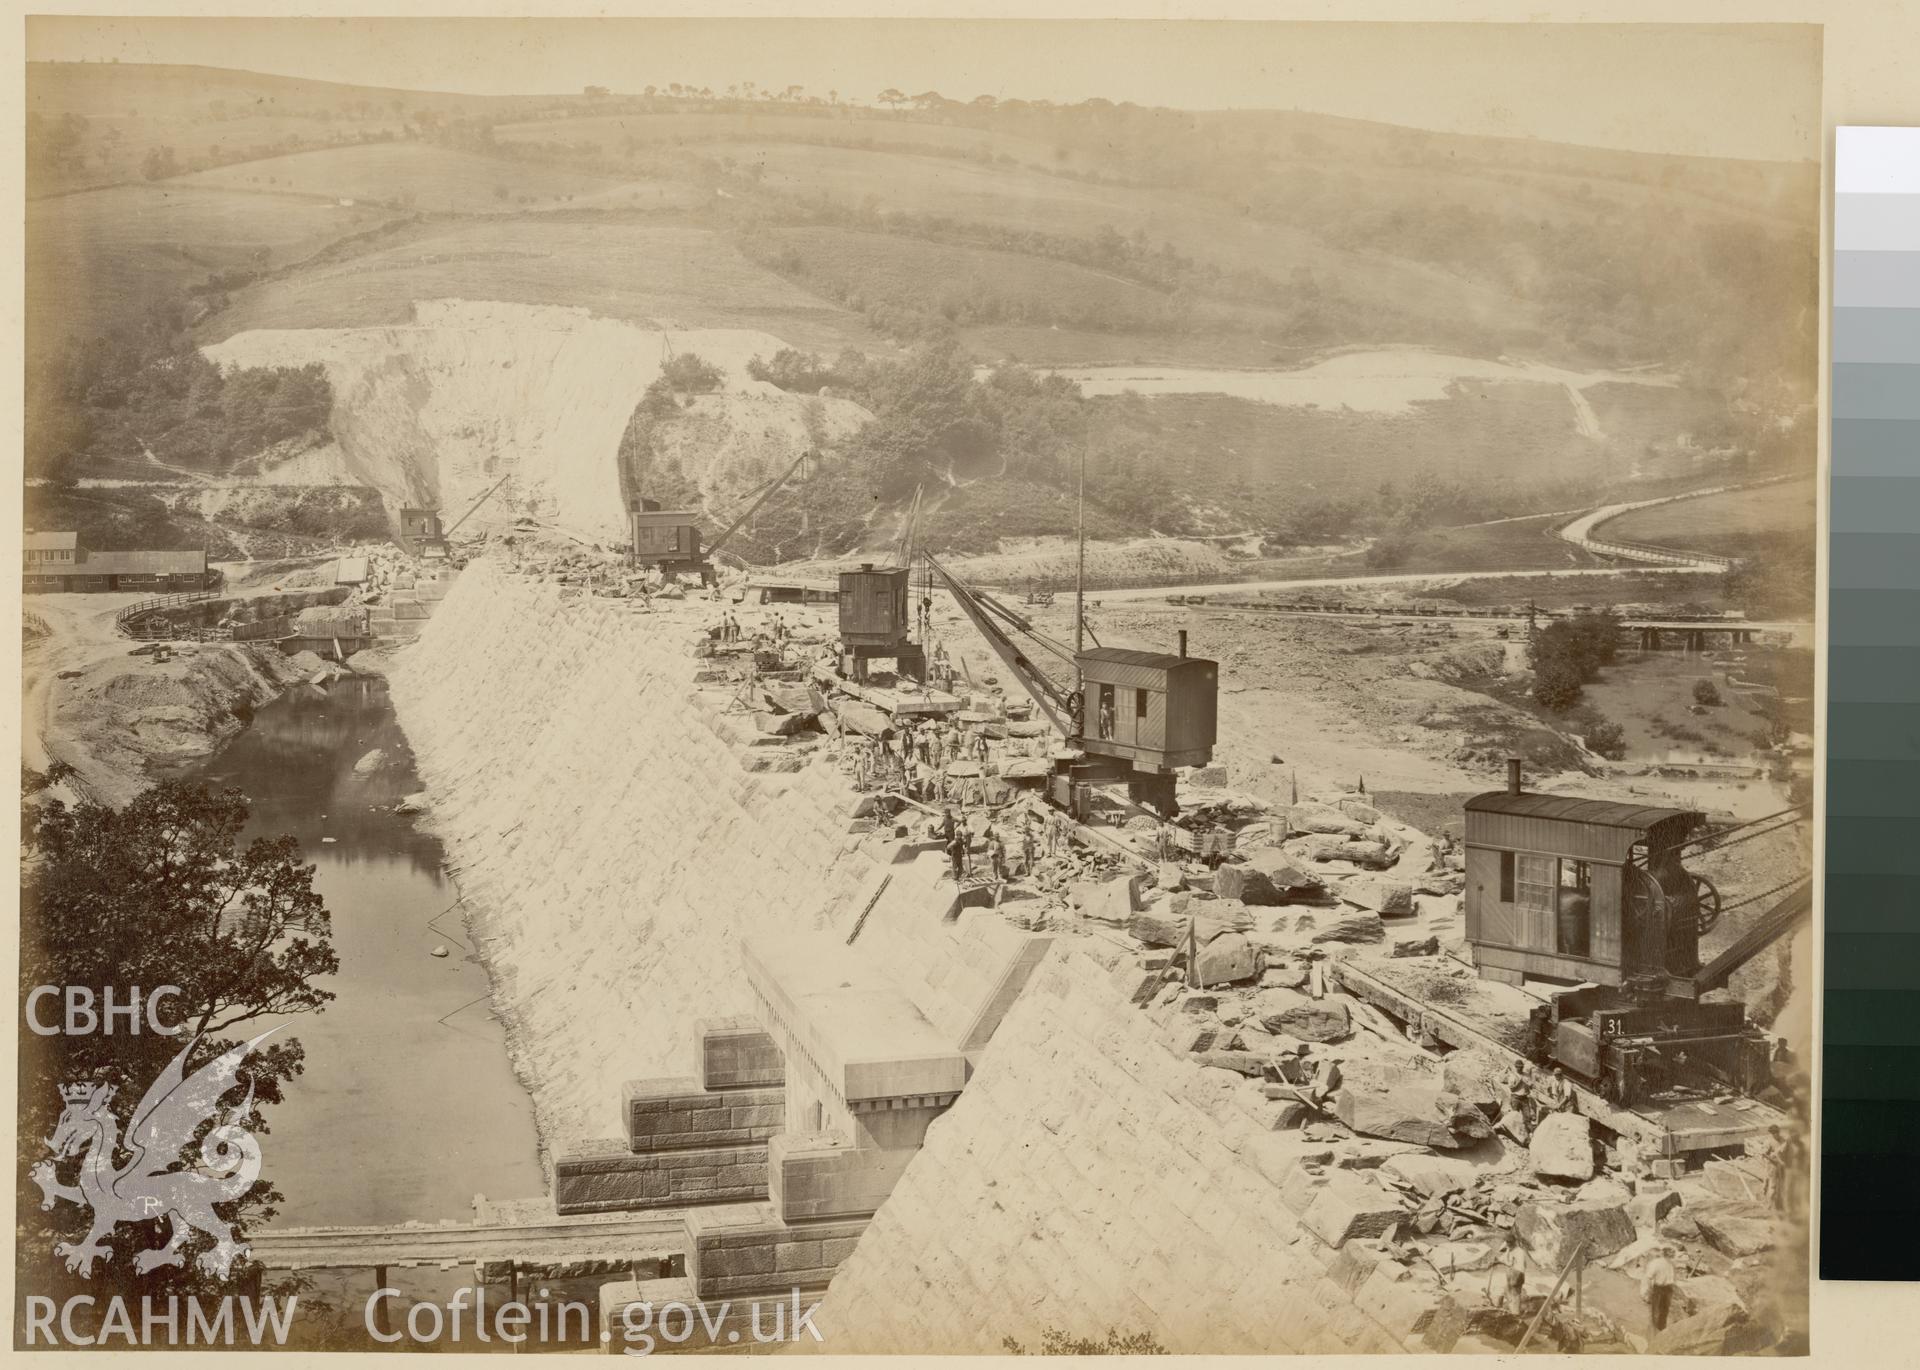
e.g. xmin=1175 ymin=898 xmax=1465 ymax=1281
xmin=400 ymin=507 xmax=449 ymax=559
xmin=1465 ymin=761 xmax=1714 ymax=992
xmin=837 ymin=564 xmax=926 ymax=683
xmin=1075 ymin=642 xmax=1218 ymax=773
xmin=628 ymin=505 xmax=705 ymax=575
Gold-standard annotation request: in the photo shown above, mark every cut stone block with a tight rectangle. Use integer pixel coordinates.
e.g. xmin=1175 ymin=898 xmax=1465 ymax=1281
xmin=1335 ymin=1080 xmax=1491 ymax=1150
xmin=1254 ymin=987 xmax=1352 ymax=1042
xmin=1192 ymin=931 xmax=1258 ymax=986
xmin=1301 ymin=1173 xmax=1406 ymax=1248
xmin=1513 ymin=1199 xmax=1635 ymax=1269
xmin=1528 ymin=1111 xmax=1595 ymax=1181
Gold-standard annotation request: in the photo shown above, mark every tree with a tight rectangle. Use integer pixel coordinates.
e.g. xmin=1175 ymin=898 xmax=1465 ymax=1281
xmin=19 ymin=777 xmax=337 ymax=1306
xmin=1692 ymin=679 xmax=1722 ymax=707
xmin=877 ymin=88 xmax=907 ymax=110
xmin=660 ymin=351 xmax=725 ymax=395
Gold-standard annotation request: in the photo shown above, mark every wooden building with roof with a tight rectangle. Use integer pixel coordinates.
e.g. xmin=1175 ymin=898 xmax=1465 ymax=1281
xmin=1465 ymin=763 xmax=1706 ymax=988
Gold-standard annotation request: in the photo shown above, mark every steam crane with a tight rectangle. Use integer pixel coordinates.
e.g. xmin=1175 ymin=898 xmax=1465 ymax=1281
xmin=1464 ymin=758 xmax=1813 ymax=1105
xmin=922 ymin=551 xmax=1217 ymax=819
xmin=628 ymin=449 xmax=812 ymax=585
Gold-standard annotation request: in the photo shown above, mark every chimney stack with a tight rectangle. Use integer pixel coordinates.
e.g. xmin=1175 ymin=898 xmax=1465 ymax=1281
xmin=1507 ymin=758 xmax=1523 ymax=795
xmin=1177 ymin=630 xmax=1188 ymax=658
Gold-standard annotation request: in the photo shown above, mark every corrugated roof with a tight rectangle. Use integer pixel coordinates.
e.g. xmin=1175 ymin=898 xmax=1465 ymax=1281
xmin=1465 ymin=791 xmax=1697 ymax=831
xmin=1079 ymin=646 xmax=1209 ymax=671
xmin=25 ymin=531 xmax=78 ymax=551
xmin=75 ymin=549 xmax=207 ymax=575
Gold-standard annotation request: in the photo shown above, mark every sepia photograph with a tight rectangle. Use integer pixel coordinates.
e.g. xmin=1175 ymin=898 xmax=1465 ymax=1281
xmin=17 ymin=15 xmax=1819 ymax=1355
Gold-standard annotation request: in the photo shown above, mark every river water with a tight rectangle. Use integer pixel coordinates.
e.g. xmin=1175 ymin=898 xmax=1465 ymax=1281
xmin=198 ymin=671 xmax=545 ymax=1228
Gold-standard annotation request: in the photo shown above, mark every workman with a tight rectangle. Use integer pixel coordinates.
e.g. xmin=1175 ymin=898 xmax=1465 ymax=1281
xmin=1641 ymin=1245 xmax=1678 ymax=1332
xmin=1541 ymin=1067 xmax=1575 ymax=1115
xmin=945 ymin=829 xmax=969 ymax=882
xmin=1495 ymin=1234 xmax=1528 ymax=1316
xmin=1507 ymin=1060 xmax=1537 ymax=1130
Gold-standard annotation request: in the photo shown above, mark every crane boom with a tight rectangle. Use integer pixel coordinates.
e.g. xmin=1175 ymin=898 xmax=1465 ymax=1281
xmin=443 ymin=473 xmax=514 ymax=538
xmin=705 ymin=450 xmax=812 ymax=562
xmin=924 ymin=553 xmax=1075 ymax=737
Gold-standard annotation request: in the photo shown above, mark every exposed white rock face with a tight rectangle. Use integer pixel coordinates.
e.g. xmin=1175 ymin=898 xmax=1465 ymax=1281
xmin=205 ymin=300 xmax=868 ymax=546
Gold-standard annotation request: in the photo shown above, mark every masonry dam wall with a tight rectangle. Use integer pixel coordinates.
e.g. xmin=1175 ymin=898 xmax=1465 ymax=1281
xmin=387 ymin=563 xmax=1415 ymax=1354
xmin=387 ymin=563 xmax=876 ymax=1145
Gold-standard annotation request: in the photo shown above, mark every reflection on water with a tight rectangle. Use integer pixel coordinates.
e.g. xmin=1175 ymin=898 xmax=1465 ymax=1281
xmin=200 ymin=674 xmax=545 ymax=1227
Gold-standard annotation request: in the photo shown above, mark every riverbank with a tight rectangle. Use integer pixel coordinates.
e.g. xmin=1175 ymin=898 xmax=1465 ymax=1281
xmin=23 ymin=591 xmax=314 ymax=806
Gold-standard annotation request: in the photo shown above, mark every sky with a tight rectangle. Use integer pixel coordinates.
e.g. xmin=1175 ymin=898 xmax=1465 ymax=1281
xmin=27 ymin=18 xmax=1821 ymax=162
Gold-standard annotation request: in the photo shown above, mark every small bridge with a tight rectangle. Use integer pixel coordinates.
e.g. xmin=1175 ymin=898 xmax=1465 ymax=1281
xmin=250 ymin=1206 xmax=683 ymax=1276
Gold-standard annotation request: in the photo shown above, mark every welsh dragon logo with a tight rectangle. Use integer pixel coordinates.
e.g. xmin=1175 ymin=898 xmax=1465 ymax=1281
xmin=30 ymin=1029 xmax=276 ymax=1281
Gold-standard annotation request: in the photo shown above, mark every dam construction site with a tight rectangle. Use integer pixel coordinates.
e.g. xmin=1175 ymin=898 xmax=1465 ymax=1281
xmin=211 ymin=541 xmax=1807 ymax=1356
xmin=19 ymin=46 xmax=1822 ymax=1357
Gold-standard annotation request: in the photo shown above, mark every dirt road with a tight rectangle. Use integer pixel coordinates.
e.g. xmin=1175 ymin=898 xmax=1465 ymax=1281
xmin=20 ymin=593 xmax=149 ymax=786
xmin=1090 ymin=562 xmax=1717 ymax=604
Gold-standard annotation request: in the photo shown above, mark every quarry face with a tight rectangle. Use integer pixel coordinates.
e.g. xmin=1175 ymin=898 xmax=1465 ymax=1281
xmin=203 ymin=301 xmax=871 ymax=547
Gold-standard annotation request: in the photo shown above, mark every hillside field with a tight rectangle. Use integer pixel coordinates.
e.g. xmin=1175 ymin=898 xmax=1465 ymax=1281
xmin=201 ymin=221 xmax=883 ymax=355
xmin=26 ymin=185 xmax=402 ymax=350
xmin=702 ymin=141 xmax=1544 ymax=352
xmin=1601 ymin=478 xmax=1817 ymax=557
xmin=177 ymin=142 xmax=698 ymax=214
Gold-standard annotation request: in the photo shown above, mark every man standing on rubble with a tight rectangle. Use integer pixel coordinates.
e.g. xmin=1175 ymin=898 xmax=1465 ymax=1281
xmin=945 ymin=826 xmax=969 ymax=883
xmin=1021 ymin=818 xmax=1040 ymax=876
xmin=1494 ymin=1233 xmax=1527 ymax=1316
xmin=1641 ymin=1245 xmax=1678 ymax=1332
xmin=1507 ymin=1060 xmax=1537 ymax=1134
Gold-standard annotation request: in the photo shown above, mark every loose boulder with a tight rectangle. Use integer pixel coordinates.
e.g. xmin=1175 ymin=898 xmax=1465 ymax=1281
xmin=1514 ymin=1199 xmax=1636 ymax=1269
xmin=1128 ymin=910 xmax=1189 ymax=949
xmin=1335 ymin=1080 xmax=1492 ymax=1150
xmin=1648 ymin=1304 xmax=1772 ymax=1357
xmin=1291 ymin=805 xmax=1366 ymax=836
xmin=1529 ymin=1110 xmax=1595 ymax=1181
xmin=1071 ymin=874 xmax=1143 ymax=926
xmin=1313 ymin=911 xmax=1386 ymax=945
xmin=1440 ymin=1049 xmax=1507 ymax=1118
xmin=1192 ymin=932 xmax=1258 ymax=986
xmin=1254 ymin=988 xmax=1352 ymax=1042
xmin=1341 ymin=878 xmax=1416 ymax=917
xmin=1690 ymin=1200 xmax=1776 ymax=1258
xmin=1261 ymin=961 xmax=1311 ymax=990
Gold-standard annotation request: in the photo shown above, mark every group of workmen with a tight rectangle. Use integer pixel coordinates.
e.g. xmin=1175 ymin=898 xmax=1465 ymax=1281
xmin=935 ymin=802 xmax=1071 ymax=887
xmin=849 ymin=714 xmax=998 ymax=803
xmin=1504 ymin=1057 xmax=1578 ymax=1135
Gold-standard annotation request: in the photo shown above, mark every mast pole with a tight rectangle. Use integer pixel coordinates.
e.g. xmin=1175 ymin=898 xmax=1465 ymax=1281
xmin=1075 ymin=429 xmax=1087 ymax=669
